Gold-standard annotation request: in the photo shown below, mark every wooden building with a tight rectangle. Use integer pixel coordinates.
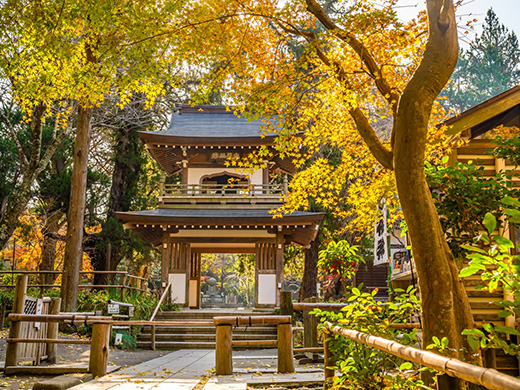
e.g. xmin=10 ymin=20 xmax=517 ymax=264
xmin=117 ymin=105 xmax=324 ymax=308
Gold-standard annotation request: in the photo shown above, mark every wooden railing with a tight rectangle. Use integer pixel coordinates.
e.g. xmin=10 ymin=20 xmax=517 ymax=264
xmin=160 ymin=183 xmax=286 ymax=205
xmin=0 ymin=270 xmax=149 ymax=300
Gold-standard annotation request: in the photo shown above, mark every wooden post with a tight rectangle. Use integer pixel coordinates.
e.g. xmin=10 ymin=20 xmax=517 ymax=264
xmin=5 ymin=274 xmax=28 ymax=368
xmin=436 ymin=374 xmax=458 ymax=390
xmin=151 ymin=325 xmax=156 ymax=351
xmin=120 ymin=275 xmax=127 ymax=301
xmin=323 ymin=329 xmax=335 ymax=380
xmin=89 ymin=323 xmax=110 ymax=377
xmin=275 ymin=233 xmax=284 ymax=306
xmin=277 ymin=323 xmax=294 ymax=373
xmin=483 ymin=348 xmax=496 ymax=369
xmin=215 ymin=324 xmax=233 ymax=375
xmin=0 ymin=304 xmax=6 ymax=330
xmin=303 ymin=297 xmax=318 ymax=348
xmin=46 ymin=297 xmax=61 ymax=364
xmin=280 ymin=291 xmax=293 ymax=317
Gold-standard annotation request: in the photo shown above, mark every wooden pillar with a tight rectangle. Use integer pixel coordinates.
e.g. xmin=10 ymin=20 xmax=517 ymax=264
xmin=280 ymin=291 xmax=293 ymax=316
xmin=89 ymin=323 xmax=111 ymax=377
xmin=303 ymin=297 xmax=318 ymax=348
xmin=277 ymin=323 xmax=294 ymax=373
xmin=436 ymin=374 xmax=458 ymax=390
xmin=161 ymin=232 xmax=170 ymax=294
xmin=215 ymin=324 xmax=233 ymax=375
xmin=324 ymin=329 xmax=335 ymax=380
xmin=275 ymin=232 xmax=284 ymax=306
xmin=151 ymin=325 xmax=156 ymax=351
xmin=5 ymin=274 xmax=28 ymax=368
xmin=184 ymin=243 xmax=191 ymax=307
xmin=46 ymin=297 xmax=61 ymax=364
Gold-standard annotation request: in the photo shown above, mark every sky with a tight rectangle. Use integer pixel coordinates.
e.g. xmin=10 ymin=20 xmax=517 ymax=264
xmin=396 ymin=0 xmax=520 ymax=47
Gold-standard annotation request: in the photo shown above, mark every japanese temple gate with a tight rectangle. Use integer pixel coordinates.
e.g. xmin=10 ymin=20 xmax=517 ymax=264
xmin=117 ymin=105 xmax=324 ymax=308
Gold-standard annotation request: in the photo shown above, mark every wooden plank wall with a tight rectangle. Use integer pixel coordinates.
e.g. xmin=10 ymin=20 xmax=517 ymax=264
xmin=455 ymin=138 xmax=519 ymax=376
xmin=256 ymin=242 xmax=276 ymax=272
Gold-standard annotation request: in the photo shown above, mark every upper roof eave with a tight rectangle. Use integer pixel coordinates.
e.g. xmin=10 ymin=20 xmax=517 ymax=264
xmin=137 ymin=131 xmax=280 ymax=146
xmin=443 ymin=85 xmax=520 ymax=136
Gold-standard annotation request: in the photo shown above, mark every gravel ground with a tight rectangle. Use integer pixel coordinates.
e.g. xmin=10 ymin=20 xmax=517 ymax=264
xmin=0 ymin=330 xmax=172 ymax=390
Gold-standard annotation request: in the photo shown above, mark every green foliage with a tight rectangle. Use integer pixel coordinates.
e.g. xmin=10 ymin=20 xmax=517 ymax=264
xmin=425 ymin=157 xmax=518 ymax=257
xmin=318 ymin=240 xmax=364 ymax=282
xmin=112 ymin=331 xmax=137 ymax=350
xmin=314 ymin=286 xmax=426 ymax=389
xmin=443 ymin=8 xmax=520 ymax=112
xmin=459 ymin=204 xmax=520 ymax=358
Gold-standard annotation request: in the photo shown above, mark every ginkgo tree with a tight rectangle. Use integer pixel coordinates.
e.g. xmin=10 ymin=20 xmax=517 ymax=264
xmin=178 ymin=0 xmax=479 ymax=370
xmin=0 ymin=0 xmax=192 ymax=311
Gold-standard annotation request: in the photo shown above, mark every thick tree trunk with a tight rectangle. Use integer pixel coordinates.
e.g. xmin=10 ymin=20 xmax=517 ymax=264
xmin=300 ymin=237 xmax=319 ymax=301
xmin=393 ymin=0 xmax=478 ymax=371
xmin=61 ymin=105 xmax=93 ymax=312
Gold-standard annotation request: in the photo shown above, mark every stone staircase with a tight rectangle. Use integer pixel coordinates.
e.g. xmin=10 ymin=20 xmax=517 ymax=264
xmin=137 ymin=309 xmax=279 ymax=350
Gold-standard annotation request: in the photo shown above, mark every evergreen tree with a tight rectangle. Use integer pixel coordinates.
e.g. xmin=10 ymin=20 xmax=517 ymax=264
xmin=444 ymin=8 xmax=520 ymax=112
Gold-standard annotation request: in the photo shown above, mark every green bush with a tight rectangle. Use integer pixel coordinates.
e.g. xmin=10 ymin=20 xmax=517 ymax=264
xmin=315 ymin=286 xmax=429 ymax=390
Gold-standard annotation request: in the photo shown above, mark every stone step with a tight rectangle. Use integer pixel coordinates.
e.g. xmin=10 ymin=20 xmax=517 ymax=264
xmin=135 ymin=340 xmax=277 ymax=350
xmin=140 ymin=326 xmax=277 ymax=335
xmin=138 ymin=333 xmax=276 ymax=342
xmin=155 ymin=310 xmax=274 ymax=320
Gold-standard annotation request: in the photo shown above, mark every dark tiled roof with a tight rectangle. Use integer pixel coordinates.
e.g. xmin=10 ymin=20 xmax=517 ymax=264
xmin=117 ymin=208 xmax=322 ymax=220
xmin=156 ymin=106 xmax=278 ymax=139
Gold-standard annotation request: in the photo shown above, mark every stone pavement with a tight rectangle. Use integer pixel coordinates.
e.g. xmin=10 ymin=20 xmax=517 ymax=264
xmin=67 ymin=349 xmax=324 ymax=390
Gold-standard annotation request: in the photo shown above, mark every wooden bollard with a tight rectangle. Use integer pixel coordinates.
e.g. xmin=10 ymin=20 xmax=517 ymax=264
xmin=5 ymin=275 xmax=28 ymax=369
xmin=303 ymin=297 xmax=318 ymax=350
xmin=324 ymin=329 xmax=335 ymax=380
xmin=215 ymin=324 xmax=233 ymax=375
xmin=89 ymin=323 xmax=111 ymax=377
xmin=151 ymin=325 xmax=156 ymax=351
xmin=280 ymin=291 xmax=293 ymax=317
xmin=277 ymin=323 xmax=294 ymax=373
xmin=46 ymin=297 xmax=61 ymax=364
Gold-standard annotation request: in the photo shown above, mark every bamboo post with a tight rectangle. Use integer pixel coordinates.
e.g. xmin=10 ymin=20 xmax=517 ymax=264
xmin=89 ymin=323 xmax=111 ymax=377
xmin=277 ymin=323 xmax=294 ymax=373
xmin=46 ymin=297 xmax=61 ymax=364
xmin=151 ymin=325 xmax=156 ymax=351
xmin=324 ymin=329 xmax=335 ymax=380
xmin=303 ymin=297 xmax=317 ymax=349
xmin=5 ymin=275 xmax=28 ymax=368
xmin=280 ymin=291 xmax=293 ymax=317
xmin=215 ymin=324 xmax=233 ymax=375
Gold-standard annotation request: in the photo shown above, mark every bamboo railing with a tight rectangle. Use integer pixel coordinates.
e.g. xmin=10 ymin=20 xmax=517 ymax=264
xmin=325 ymin=323 xmax=520 ymax=390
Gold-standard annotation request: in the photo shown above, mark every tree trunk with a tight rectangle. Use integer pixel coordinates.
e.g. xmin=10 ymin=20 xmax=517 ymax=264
xmin=300 ymin=237 xmax=319 ymax=301
xmin=61 ymin=105 xmax=93 ymax=312
xmin=39 ymin=211 xmax=63 ymax=286
xmin=393 ymin=0 xmax=478 ymax=370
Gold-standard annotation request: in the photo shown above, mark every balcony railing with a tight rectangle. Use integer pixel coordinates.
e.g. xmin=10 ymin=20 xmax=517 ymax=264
xmin=159 ymin=183 xmax=286 ymax=206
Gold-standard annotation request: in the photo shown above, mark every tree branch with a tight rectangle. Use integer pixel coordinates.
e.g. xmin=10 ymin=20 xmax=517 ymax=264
xmin=350 ymin=107 xmax=394 ymax=170
xmin=304 ymin=0 xmax=400 ymax=113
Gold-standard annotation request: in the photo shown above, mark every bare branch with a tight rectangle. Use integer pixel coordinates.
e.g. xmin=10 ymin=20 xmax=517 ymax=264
xmin=304 ymin=0 xmax=400 ymax=113
xmin=350 ymin=107 xmax=394 ymax=171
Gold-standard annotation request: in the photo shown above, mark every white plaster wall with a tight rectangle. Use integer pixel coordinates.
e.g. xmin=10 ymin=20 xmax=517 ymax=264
xmin=257 ymin=274 xmax=276 ymax=305
xmin=169 ymin=273 xmax=186 ymax=305
xmin=187 ymin=168 xmax=263 ymax=185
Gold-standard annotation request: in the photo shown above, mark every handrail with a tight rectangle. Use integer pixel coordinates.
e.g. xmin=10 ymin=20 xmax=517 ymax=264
xmin=150 ymin=283 xmax=171 ymax=322
xmin=326 ymin=322 xmax=520 ymax=390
